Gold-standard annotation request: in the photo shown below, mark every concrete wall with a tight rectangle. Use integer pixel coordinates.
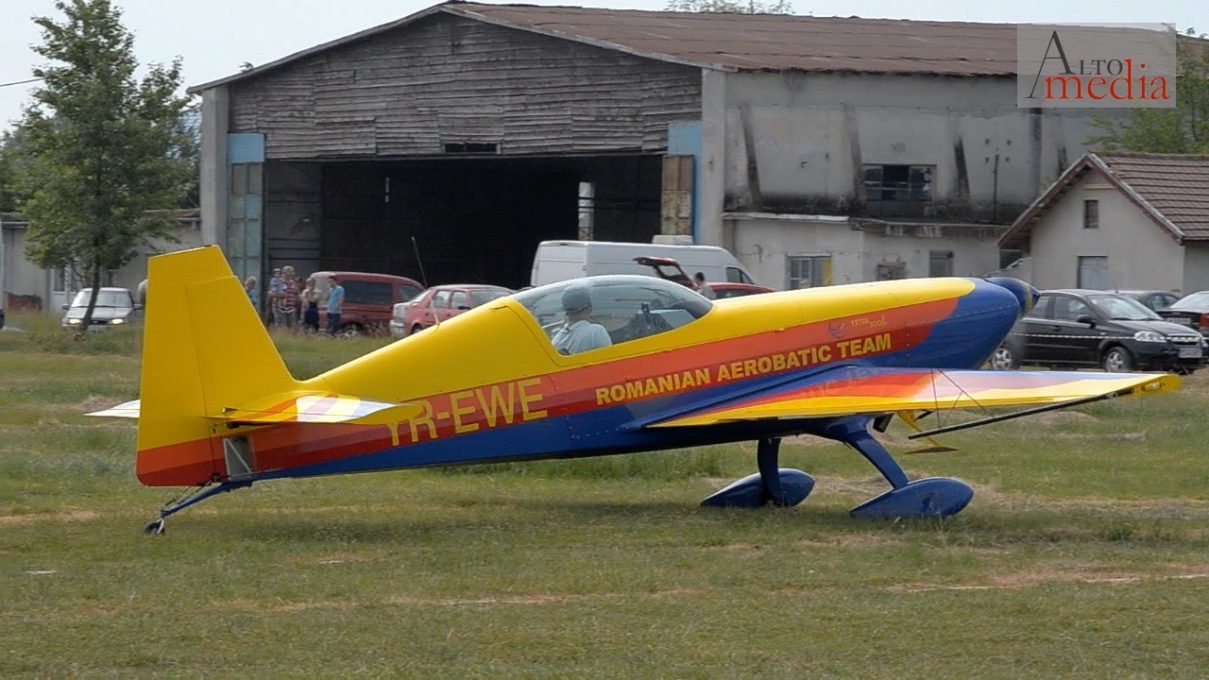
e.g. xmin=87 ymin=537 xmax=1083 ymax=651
xmin=729 ymin=215 xmax=1001 ymax=289
xmin=111 ymin=227 xmax=207 ymax=294
xmin=2 ymin=221 xmax=49 ymax=310
xmin=1028 ymin=172 xmax=1185 ymax=290
xmin=719 ymin=71 xmax=1112 ymax=221
xmin=199 ymin=86 xmax=229 ymax=248
xmin=709 ymin=71 xmax=1112 ymax=289
xmin=1 ymin=220 xmax=203 ymax=314
xmin=699 ymin=70 xmax=728 ymax=251
xmin=1183 ymin=246 xmax=1209 ymax=294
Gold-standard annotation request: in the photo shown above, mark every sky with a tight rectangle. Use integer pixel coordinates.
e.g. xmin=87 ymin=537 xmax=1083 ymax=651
xmin=2 ymin=0 xmax=1207 ymax=132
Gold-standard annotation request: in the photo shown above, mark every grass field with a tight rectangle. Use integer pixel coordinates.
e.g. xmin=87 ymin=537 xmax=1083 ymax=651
xmin=2 ymin=313 xmax=1208 ymax=677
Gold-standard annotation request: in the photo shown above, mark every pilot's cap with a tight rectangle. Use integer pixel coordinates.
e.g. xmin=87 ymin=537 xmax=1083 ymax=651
xmin=562 ymin=286 xmax=592 ymax=314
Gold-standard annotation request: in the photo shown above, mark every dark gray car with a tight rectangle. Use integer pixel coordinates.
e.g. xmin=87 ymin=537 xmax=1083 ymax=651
xmin=991 ymin=289 xmax=1205 ymax=374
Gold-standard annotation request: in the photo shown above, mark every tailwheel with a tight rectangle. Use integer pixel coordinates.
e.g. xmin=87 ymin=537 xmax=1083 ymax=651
xmin=140 ymin=480 xmax=252 ymax=534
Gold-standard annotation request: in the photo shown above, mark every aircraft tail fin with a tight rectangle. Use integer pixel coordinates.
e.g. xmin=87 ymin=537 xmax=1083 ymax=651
xmin=133 ymin=246 xmax=301 ymax=486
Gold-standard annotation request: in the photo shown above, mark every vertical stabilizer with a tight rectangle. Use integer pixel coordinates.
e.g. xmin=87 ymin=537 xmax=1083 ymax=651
xmin=136 ymin=246 xmax=299 ymax=485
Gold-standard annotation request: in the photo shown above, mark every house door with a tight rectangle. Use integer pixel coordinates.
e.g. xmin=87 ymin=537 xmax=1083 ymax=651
xmin=1077 ymin=256 xmax=1108 ymax=289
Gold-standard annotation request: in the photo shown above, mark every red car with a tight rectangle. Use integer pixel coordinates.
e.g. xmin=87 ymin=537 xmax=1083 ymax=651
xmin=391 ymin=284 xmax=513 ymax=338
xmin=634 ymin=256 xmax=773 ymax=298
xmin=310 ymin=271 xmax=424 ymax=336
xmin=707 ymin=282 xmax=776 ymax=299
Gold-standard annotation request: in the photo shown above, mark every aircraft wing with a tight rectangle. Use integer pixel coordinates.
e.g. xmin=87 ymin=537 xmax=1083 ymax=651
xmin=88 ymin=392 xmax=422 ymax=426
xmin=646 ymin=367 xmax=1179 ymax=429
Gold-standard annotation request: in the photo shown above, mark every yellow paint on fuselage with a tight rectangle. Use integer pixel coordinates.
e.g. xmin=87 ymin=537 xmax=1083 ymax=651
xmin=306 ymin=277 xmax=976 ymax=404
xmin=131 ymin=246 xmax=977 ymax=486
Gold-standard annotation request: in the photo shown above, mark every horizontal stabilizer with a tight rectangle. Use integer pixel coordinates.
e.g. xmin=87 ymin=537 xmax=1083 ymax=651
xmin=647 ymin=367 xmax=1179 ymax=428
xmin=87 ymin=399 xmax=142 ymax=419
xmin=87 ymin=394 xmax=421 ymax=427
xmin=212 ymin=392 xmax=423 ymax=426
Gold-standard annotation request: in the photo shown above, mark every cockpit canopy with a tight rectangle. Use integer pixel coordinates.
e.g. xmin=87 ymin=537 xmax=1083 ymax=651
xmin=514 ymin=276 xmax=713 ymax=352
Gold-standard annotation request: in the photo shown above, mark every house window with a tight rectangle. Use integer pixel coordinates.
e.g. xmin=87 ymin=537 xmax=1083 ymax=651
xmin=863 ymin=164 xmax=934 ymax=201
xmin=1083 ymin=200 xmax=1099 ymax=229
xmin=787 ymin=256 xmax=832 ymax=289
xmin=1077 ymin=256 xmax=1109 ymax=289
xmin=929 ymin=250 xmax=954 ymax=277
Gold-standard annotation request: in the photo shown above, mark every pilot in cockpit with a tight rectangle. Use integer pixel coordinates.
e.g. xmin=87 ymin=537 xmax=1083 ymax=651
xmin=551 ymin=286 xmax=612 ymax=355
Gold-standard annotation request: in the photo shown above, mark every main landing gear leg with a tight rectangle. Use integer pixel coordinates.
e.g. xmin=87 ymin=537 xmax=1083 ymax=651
xmin=701 ymin=437 xmax=816 ymax=508
xmin=823 ymin=417 xmax=973 ymax=519
xmin=143 ymin=481 xmax=252 ymax=535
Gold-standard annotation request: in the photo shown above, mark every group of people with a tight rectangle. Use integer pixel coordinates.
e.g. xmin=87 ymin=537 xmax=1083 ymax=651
xmin=243 ymin=265 xmax=345 ymax=335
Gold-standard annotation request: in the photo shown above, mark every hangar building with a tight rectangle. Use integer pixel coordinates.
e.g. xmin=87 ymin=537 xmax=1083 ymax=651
xmin=191 ymin=2 xmax=1113 ymax=289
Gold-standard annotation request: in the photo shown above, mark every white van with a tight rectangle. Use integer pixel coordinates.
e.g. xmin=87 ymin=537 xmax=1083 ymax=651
xmin=530 ymin=240 xmax=759 ymax=287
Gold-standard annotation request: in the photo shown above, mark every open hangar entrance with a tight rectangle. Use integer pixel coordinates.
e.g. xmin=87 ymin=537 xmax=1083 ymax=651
xmin=265 ymin=154 xmax=663 ymax=289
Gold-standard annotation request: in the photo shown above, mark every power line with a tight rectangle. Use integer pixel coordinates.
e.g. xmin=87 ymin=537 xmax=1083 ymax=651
xmin=0 ymin=76 xmax=42 ymax=87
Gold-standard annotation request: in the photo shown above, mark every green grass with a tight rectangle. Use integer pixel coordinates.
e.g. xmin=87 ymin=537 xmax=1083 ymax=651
xmin=2 ymin=312 xmax=1207 ymax=677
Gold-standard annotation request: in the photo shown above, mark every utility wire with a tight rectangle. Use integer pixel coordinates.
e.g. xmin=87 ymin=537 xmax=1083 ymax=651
xmin=0 ymin=77 xmax=42 ymax=88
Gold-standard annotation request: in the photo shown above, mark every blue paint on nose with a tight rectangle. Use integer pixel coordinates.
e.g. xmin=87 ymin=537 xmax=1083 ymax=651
xmin=986 ymin=277 xmax=1040 ymax=318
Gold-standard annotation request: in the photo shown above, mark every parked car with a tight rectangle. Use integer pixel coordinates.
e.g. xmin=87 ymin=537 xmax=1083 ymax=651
xmin=309 ymin=271 xmax=424 ymax=336
xmin=530 ymin=240 xmax=759 ymax=287
xmin=61 ymin=287 xmax=141 ymax=330
xmin=390 ymin=284 xmax=512 ymax=338
xmin=1158 ymin=290 xmax=1209 ymax=336
xmin=707 ymin=282 xmax=776 ymax=299
xmin=634 ymin=255 xmax=774 ymax=298
xmin=1113 ymin=289 xmax=1180 ymax=312
xmin=991 ymin=289 xmax=1206 ymax=373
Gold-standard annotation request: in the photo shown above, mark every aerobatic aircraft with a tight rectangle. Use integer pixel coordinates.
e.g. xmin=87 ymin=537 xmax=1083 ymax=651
xmin=93 ymin=246 xmax=1179 ymax=534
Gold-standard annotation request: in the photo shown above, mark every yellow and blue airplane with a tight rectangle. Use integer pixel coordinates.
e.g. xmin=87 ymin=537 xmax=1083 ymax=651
xmin=93 ymin=246 xmax=1179 ymax=533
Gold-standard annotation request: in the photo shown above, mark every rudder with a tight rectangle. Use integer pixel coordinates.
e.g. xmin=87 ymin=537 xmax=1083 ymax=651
xmin=136 ymin=246 xmax=299 ymax=486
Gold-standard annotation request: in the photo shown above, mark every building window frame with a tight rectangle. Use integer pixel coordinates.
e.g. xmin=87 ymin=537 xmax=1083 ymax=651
xmin=863 ymin=164 xmax=935 ymax=202
xmin=928 ymin=250 xmax=955 ymax=277
xmin=1083 ymin=199 xmax=1099 ymax=229
xmin=787 ymin=255 xmax=832 ymax=289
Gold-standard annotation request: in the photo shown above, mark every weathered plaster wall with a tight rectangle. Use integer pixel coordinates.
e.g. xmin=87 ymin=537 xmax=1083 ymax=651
xmin=1028 ymin=172 xmax=1184 ymax=290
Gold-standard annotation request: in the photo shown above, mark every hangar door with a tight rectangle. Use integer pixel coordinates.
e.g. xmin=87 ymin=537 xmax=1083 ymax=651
xmin=317 ymin=156 xmax=662 ymax=288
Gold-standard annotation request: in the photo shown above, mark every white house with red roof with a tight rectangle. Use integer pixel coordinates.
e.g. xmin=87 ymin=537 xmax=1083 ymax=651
xmin=999 ymin=152 xmax=1209 ymax=294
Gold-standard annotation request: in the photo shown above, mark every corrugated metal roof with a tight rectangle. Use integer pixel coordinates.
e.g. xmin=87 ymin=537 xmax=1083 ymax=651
xmin=1001 ymin=152 xmax=1209 ymax=248
xmin=190 ymin=2 xmax=1023 ymax=92
xmin=449 ymin=3 xmax=1020 ymax=75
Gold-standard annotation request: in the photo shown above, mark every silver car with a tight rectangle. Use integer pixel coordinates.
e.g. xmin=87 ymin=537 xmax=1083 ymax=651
xmin=61 ymin=287 xmax=141 ymax=330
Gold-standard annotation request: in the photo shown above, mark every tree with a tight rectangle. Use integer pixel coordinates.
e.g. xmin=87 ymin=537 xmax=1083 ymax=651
xmin=1088 ymin=30 xmax=1209 ymax=154
xmin=16 ymin=0 xmax=193 ymax=332
xmin=665 ymin=0 xmax=795 ymax=14
xmin=0 ymin=131 xmax=24 ymax=213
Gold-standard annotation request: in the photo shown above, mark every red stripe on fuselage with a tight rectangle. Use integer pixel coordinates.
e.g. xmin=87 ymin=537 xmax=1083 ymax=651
xmin=143 ymin=296 xmax=960 ymax=484
xmin=136 ymin=438 xmax=220 ymax=486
